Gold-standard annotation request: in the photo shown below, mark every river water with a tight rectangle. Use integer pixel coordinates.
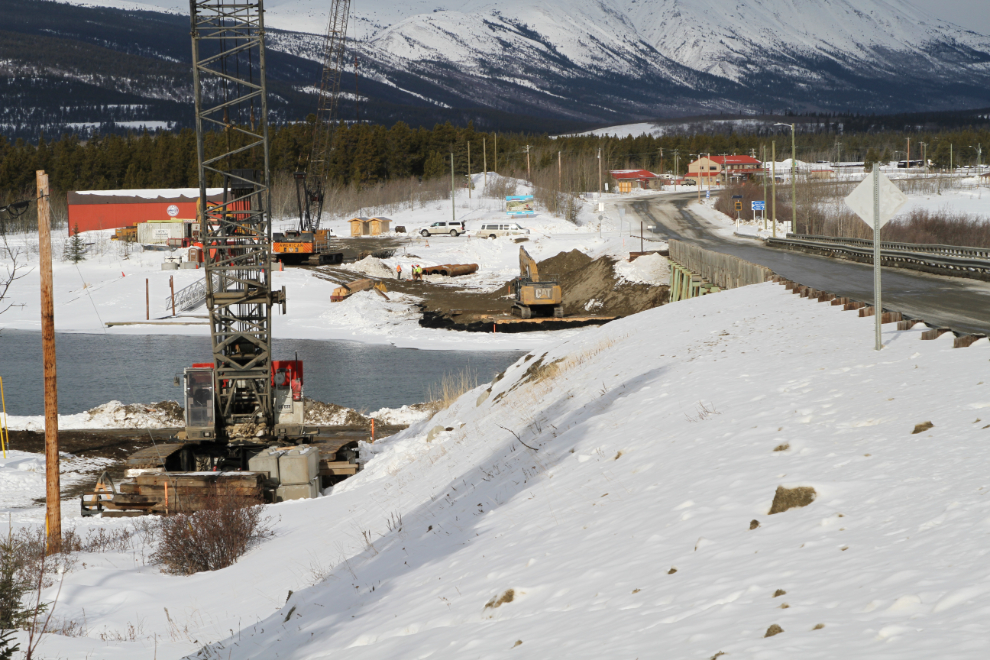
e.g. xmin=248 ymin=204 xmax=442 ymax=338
xmin=0 ymin=330 xmax=525 ymax=416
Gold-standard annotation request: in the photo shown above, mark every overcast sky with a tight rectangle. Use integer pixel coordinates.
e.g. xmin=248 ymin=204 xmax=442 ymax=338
xmin=914 ymin=0 xmax=990 ymax=34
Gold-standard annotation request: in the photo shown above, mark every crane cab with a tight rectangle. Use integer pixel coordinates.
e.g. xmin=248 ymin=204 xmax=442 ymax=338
xmin=183 ymin=364 xmax=217 ymax=441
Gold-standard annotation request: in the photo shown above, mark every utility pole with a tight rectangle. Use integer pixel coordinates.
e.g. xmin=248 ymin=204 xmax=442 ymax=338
xmin=673 ymin=150 xmax=679 ymax=183
xmin=598 ymin=147 xmax=602 ymax=199
xmin=525 ymin=144 xmax=531 ymax=181
xmin=37 ymin=169 xmax=61 ymax=554
xmin=906 ymin=137 xmax=910 ymax=169
xmin=483 ymin=137 xmax=487 ymax=189
xmin=919 ymin=142 xmax=927 ymax=177
xmin=494 ymin=133 xmax=497 ymax=175
xmin=558 ymin=150 xmax=562 ymax=216
xmin=771 ymin=141 xmax=777 ymax=237
xmin=762 ymin=144 xmax=768 ymax=228
xmin=790 ymin=125 xmax=796 ymax=234
xmin=467 ymin=141 xmax=471 ymax=199
xmin=950 ymin=143 xmax=953 ymax=177
xmin=450 ymin=152 xmax=456 ymax=224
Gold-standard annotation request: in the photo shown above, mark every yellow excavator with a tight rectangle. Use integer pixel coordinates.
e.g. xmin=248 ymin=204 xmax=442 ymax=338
xmin=510 ymin=247 xmax=563 ymax=319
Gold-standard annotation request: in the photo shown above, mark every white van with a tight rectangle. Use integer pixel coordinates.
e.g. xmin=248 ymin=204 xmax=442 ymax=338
xmin=478 ymin=222 xmax=531 ymax=239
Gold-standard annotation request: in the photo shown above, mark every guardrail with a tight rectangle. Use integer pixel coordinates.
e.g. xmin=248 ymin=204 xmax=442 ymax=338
xmin=766 ymin=234 xmax=990 ymax=277
xmin=670 ymin=239 xmax=774 ymax=290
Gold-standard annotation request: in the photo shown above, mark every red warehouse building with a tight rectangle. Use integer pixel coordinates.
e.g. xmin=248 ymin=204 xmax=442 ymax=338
xmin=67 ymin=188 xmax=224 ymax=235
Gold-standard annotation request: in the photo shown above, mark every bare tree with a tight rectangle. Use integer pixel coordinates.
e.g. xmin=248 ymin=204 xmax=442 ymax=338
xmin=0 ymin=219 xmax=30 ymax=318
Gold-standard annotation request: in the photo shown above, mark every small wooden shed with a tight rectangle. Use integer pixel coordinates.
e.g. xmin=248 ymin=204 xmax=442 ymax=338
xmin=369 ymin=217 xmax=391 ymax=235
xmin=349 ymin=217 xmax=370 ymax=236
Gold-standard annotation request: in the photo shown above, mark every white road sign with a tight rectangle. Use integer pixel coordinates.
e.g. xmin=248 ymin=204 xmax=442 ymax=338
xmin=843 ymin=172 xmax=907 ymax=227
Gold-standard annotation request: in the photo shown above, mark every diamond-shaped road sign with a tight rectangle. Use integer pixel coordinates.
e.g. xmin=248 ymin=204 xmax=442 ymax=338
xmin=844 ymin=172 xmax=908 ymax=228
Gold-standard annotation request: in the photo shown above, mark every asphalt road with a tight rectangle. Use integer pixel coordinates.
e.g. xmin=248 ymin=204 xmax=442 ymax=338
xmin=621 ymin=192 xmax=990 ymax=335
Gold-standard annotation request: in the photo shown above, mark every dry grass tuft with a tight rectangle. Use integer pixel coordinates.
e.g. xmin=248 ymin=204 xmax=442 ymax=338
xmin=426 ymin=368 xmax=479 ymax=416
xmin=912 ymin=421 xmax=934 ymax=434
xmin=750 ymin=519 xmax=761 ymax=530
xmin=812 ymin=623 xmax=825 ymax=630
xmin=765 ymin=624 xmax=784 ymax=638
xmin=773 ymin=589 xmax=786 ymax=598
xmin=773 ymin=443 xmax=790 ymax=452
xmin=485 ymin=589 xmax=515 ymax=609
xmin=769 ymin=486 xmax=816 ymax=515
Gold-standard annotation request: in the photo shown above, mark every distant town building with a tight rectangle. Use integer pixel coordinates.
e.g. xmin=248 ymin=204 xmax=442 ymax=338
xmin=687 ymin=155 xmax=762 ymax=182
xmin=609 ymin=169 xmax=661 ymax=193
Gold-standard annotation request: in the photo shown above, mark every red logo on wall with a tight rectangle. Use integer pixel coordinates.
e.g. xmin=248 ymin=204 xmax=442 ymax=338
xmin=167 ymin=204 xmax=180 ymax=217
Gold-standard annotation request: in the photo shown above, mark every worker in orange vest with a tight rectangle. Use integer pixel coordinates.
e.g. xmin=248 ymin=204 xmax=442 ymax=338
xmin=396 ymin=263 xmax=403 ymax=280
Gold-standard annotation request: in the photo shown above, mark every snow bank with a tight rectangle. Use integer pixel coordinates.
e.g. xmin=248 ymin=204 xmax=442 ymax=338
xmin=613 ymin=252 xmax=670 ymax=284
xmin=370 ymin=403 xmax=433 ymax=425
xmin=343 ymin=255 xmax=394 ymax=279
xmin=5 ymin=400 xmax=183 ymax=431
xmin=20 ymin=282 xmax=990 ymax=659
xmin=0 ymin=450 xmax=114 ymax=514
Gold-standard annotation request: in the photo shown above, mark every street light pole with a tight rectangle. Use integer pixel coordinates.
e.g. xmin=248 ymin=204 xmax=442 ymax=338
xmin=775 ymin=122 xmax=796 ymax=233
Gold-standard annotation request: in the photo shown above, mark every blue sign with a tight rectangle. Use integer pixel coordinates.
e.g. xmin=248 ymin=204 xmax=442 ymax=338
xmin=752 ymin=201 xmax=766 ymax=211
xmin=706 ymin=190 xmax=711 ymax=198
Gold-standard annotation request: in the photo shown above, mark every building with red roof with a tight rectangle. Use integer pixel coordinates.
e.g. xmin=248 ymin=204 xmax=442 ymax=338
xmin=609 ymin=169 xmax=661 ymax=192
xmin=687 ymin=155 xmax=762 ymax=182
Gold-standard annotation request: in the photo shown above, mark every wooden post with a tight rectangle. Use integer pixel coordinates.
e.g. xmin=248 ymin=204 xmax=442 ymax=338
xmin=483 ymin=138 xmax=488 ymax=189
xmin=641 ymin=221 xmax=644 ymax=253
xmin=170 ymin=275 xmax=176 ymax=316
xmin=146 ymin=278 xmax=150 ymax=320
xmin=371 ymin=418 xmax=375 ymax=443
xmin=37 ymin=170 xmax=61 ymax=554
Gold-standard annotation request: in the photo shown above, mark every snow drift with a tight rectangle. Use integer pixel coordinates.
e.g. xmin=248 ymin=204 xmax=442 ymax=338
xmin=22 ymin=281 xmax=990 ymax=659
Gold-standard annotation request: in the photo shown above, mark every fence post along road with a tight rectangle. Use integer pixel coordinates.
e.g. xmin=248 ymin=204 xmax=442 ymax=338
xmin=843 ymin=165 xmax=908 ymax=351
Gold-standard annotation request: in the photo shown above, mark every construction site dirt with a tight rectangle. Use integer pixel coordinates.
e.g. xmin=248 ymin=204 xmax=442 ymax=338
xmin=11 ymin=423 xmax=407 ymax=507
xmin=304 ymin=248 xmax=669 ymax=333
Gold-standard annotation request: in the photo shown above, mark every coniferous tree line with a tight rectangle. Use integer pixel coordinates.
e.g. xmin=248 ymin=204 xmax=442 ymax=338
xmin=2 ymin=121 xmax=990 ymax=206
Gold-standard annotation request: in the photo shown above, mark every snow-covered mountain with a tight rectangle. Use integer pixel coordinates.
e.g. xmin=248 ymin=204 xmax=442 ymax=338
xmin=265 ymin=0 xmax=990 ymax=119
xmin=25 ymin=0 xmax=990 ymax=129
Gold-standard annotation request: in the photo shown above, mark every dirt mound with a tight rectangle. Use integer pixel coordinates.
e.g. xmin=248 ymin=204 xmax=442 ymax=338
xmin=84 ymin=400 xmax=185 ymax=427
xmin=557 ymin=255 xmax=667 ymax=317
xmin=304 ymin=398 xmax=370 ymax=426
xmin=536 ymin=250 xmax=593 ymax=279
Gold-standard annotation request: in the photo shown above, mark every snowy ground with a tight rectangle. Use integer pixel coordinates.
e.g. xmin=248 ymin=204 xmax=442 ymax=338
xmin=6 ymin=282 xmax=990 ymax=658
xmin=0 ymin=174 xmax=669 ymax=353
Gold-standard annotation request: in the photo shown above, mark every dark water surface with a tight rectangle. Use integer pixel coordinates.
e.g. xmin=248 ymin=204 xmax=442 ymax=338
xmin=0 ymin=330 xmax=525 ymax=416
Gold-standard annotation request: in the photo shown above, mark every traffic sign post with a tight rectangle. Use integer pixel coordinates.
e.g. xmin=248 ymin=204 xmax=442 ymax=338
xmin=751 ymin=200 xmax=766 ymax=228
xmin=844 ymin=165 xmax=908 ymax=351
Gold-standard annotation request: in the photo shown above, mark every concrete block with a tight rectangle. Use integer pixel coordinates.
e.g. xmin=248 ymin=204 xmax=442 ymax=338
xmin=161 ymin=262 xmax=179 ymax=270
xmin=180 ymin=262 xmax=200 ymax=269
xmin=278 ymin=447 xmax=319 ymax=485
xmin=248 ymin=449 xmax=283 ymax=483
xmin=275 ymin=479 xmax=319 ymax=502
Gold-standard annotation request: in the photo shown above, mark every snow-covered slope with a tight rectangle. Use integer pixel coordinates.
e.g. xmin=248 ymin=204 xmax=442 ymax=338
xmin=17 ymin=282 xmax=990 ymax=659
